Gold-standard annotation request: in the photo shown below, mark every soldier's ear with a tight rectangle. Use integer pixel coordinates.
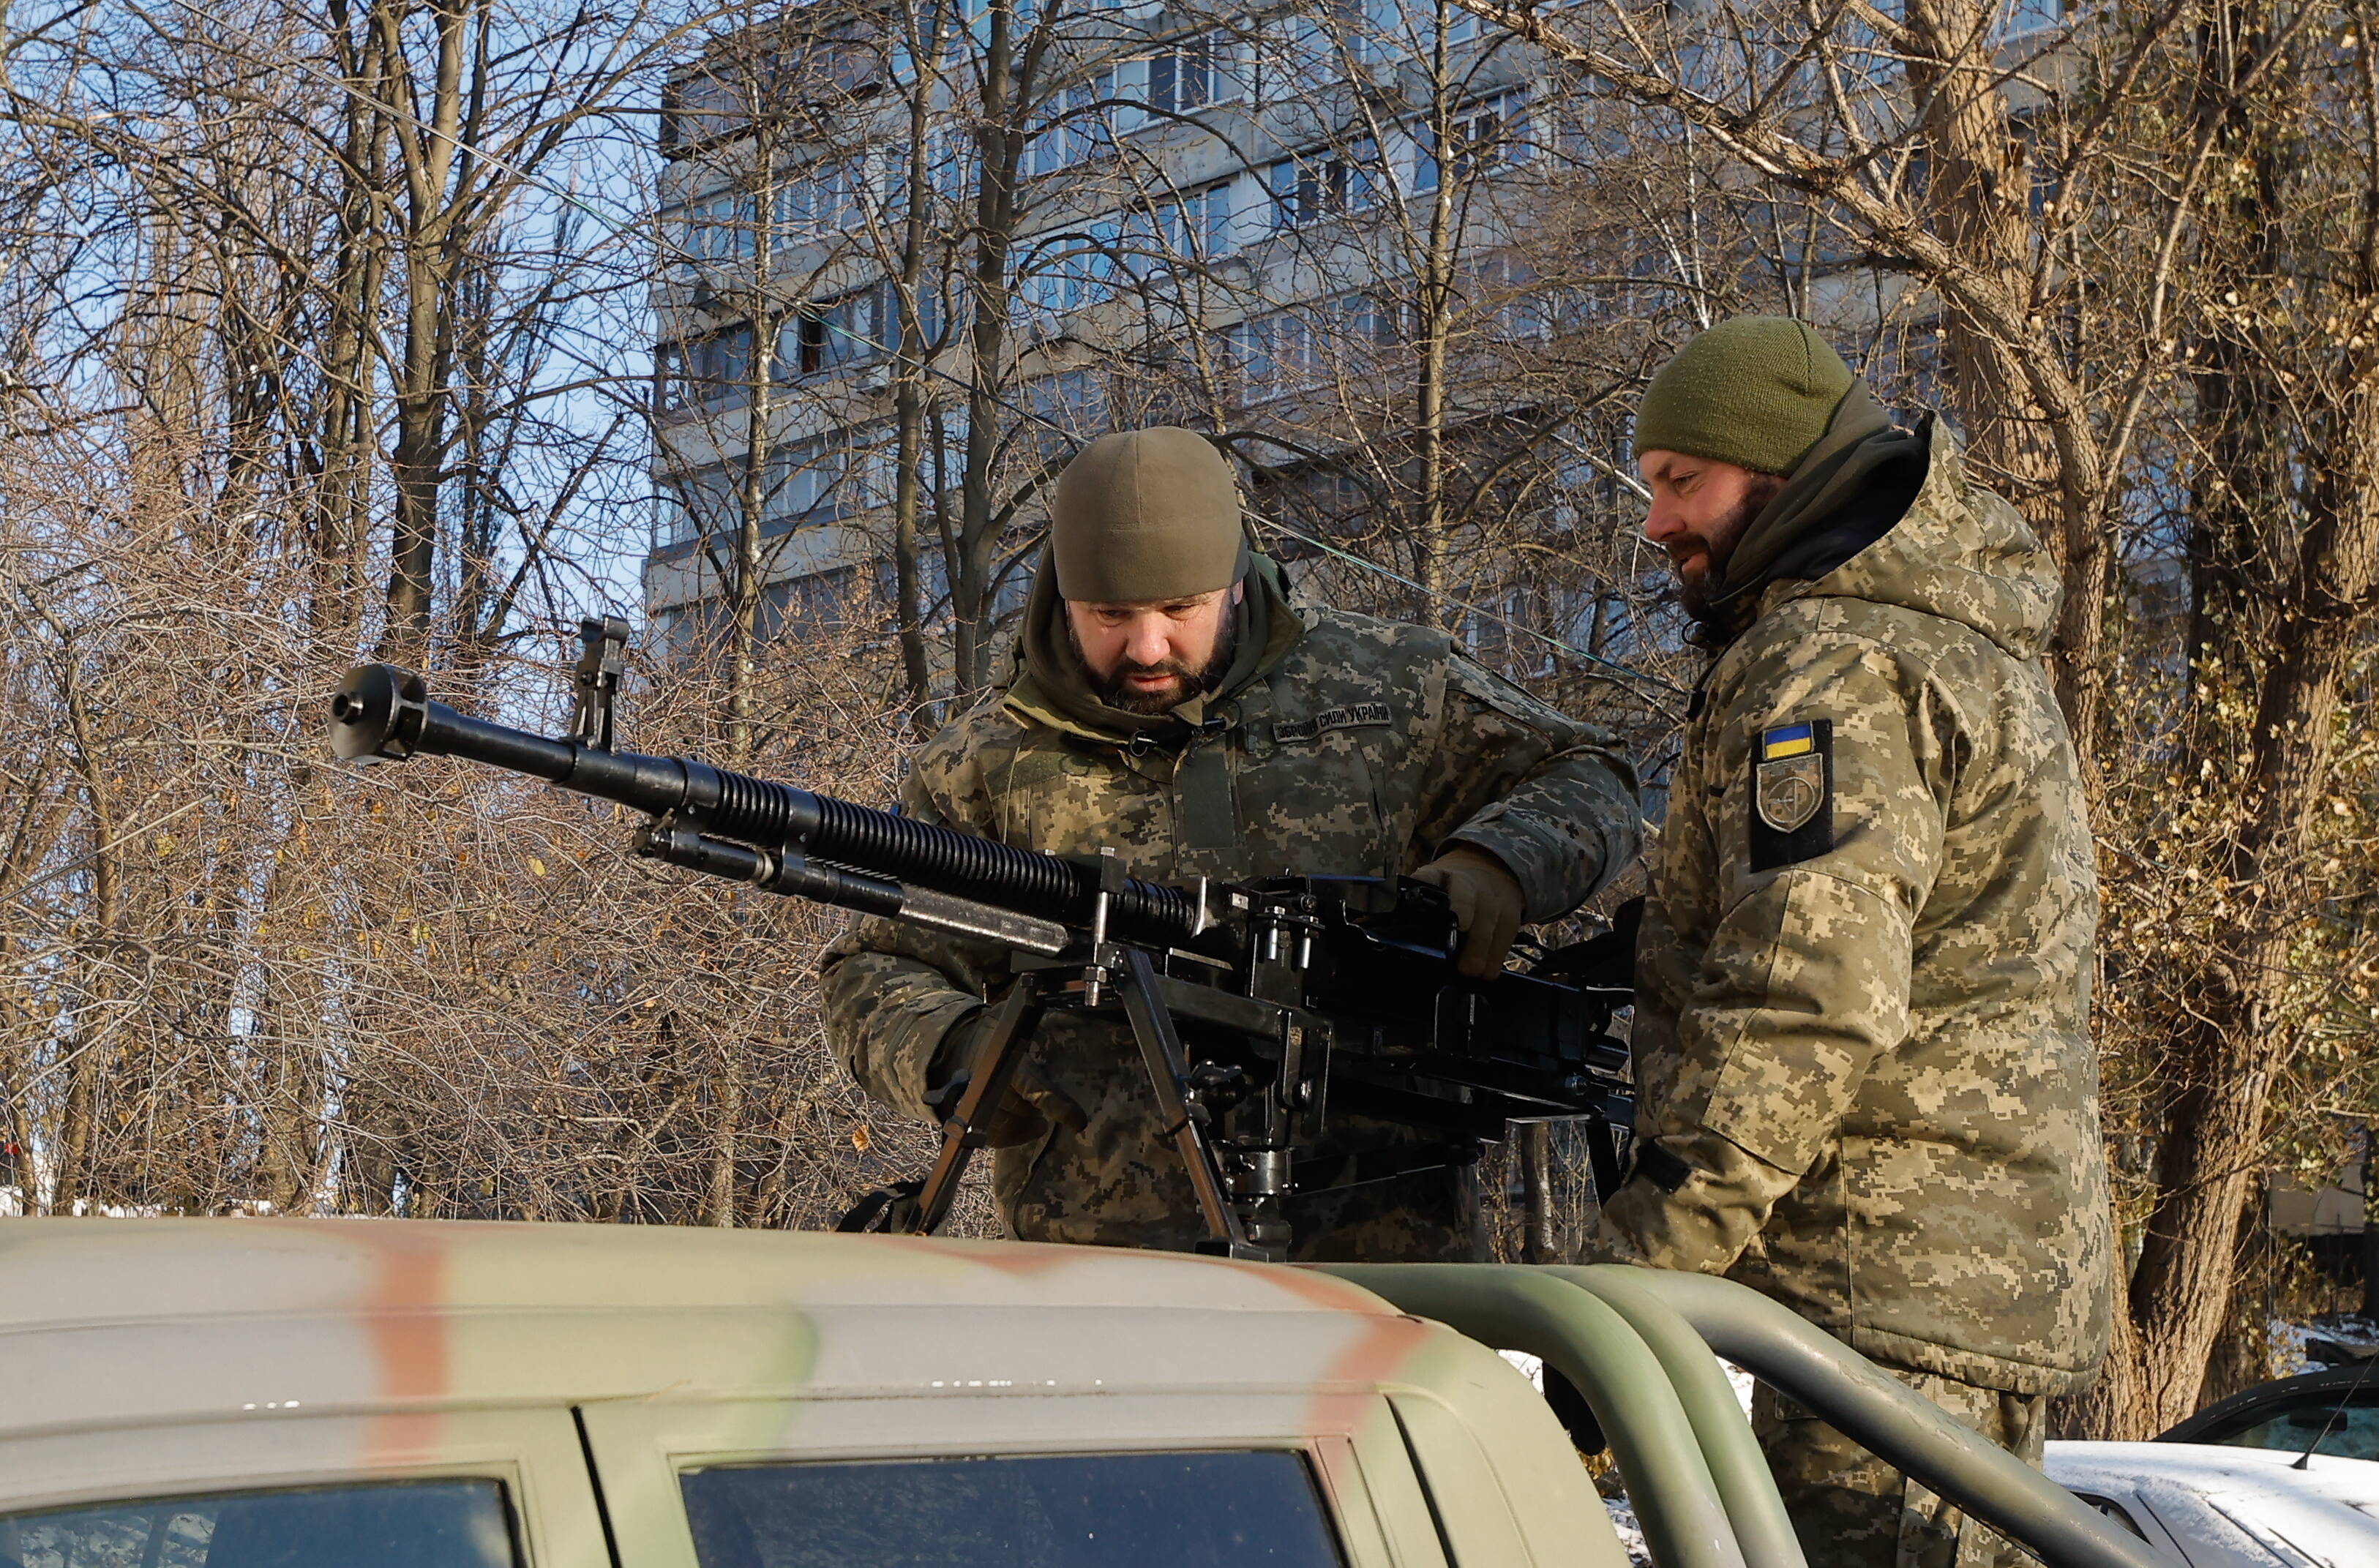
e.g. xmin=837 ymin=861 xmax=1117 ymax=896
xmin=1229 ymin=581 xmax=1245 ymax=607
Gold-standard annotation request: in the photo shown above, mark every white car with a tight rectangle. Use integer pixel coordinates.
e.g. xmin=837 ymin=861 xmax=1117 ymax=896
xmin=2048 ymin=1441 xmax=2379 ymax=1567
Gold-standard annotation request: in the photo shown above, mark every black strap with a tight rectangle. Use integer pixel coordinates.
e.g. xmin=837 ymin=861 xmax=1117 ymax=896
xmin=834 ymin=1179 xmax=924 ymax=1234
xmin=1632 ymin=1140 xmax=1693 ymax=1193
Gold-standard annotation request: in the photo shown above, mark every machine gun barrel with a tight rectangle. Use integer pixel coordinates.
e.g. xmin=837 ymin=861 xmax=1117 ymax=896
xmin=326 ymin=663 xmax=1201 ymax=945
xmin=328 ymin=637 xmax=1638 ymax=1260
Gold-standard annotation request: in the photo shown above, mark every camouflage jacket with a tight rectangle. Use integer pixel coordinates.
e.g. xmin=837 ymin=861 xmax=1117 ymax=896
xmin=823 ymin=562 xmax=1641 ymax=1256
xmin=1597 ymin=424 xmax=2112 ymax=1395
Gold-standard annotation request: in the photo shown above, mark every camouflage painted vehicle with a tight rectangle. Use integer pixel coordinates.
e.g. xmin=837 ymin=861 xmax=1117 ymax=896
xmin=1 ymin=1220 xmax=2157 ymax=1568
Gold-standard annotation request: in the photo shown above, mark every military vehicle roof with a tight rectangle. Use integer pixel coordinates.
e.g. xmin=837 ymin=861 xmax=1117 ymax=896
xmin=0 ymin=1218 xmax=1469 ymax=1442
xmin=4 ymin=1216 xmax=1397 ymax=1325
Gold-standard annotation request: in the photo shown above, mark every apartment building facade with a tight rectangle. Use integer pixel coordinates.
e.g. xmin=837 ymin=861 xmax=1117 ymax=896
xmin=641 ymin=1 xmax=1698 ymax=669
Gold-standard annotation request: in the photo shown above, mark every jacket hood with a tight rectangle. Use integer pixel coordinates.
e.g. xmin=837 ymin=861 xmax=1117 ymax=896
xmin=1761 ymin=416 xmax=2063 ymax=661
xmin=1709 ymin=382 xmax=1912 ymax=600
xmin=1004 ymin=551 xmax=1307 ymax=745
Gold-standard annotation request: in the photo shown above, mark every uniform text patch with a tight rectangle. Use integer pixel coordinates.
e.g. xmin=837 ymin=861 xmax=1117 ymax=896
xmin=1273 ymin=702 xmax=1392 ymax=743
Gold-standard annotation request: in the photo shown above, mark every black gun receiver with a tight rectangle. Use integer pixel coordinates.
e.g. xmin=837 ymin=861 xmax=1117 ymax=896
xmin=328 ymin=620 xmax=1635 ymax=1261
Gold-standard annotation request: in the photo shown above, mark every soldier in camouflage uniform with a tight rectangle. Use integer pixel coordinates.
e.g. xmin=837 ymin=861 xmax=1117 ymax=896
xmin=825 ymin=427 xmax=1640 ymax=1261
xmin=1594 ymin=318 xmax=2111 ymax=1567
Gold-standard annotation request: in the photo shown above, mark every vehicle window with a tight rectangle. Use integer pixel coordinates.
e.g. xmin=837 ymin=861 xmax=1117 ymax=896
xmin=679 ymin=1451 xmax=1344 ymax=1568
xmin=0 ymin=1480 xmax=515 ymax=1568
xmin=2222 ymin=1400 xmax=2379 ymax=1461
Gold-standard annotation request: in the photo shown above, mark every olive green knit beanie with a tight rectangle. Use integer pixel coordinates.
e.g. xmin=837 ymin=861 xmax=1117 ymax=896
xmin=1050 ymin=427 xmax=1248 ymax=601
xmin=1632 ymin=316 xmax=1859 ymax=477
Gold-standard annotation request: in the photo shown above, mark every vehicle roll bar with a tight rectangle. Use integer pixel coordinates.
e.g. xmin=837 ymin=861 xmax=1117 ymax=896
xmin=1316 ymin=1264 xmax=1748 ymax=1568
xmin=1311 ymin=1264 xmax=2164 ymax=1568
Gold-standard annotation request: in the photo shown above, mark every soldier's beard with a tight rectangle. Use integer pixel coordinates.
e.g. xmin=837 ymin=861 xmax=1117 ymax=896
xmin=1076 ymin=611 xmax=1240 ymax=716
xmin=1675 ymin=478 xmax=1783 ymax=628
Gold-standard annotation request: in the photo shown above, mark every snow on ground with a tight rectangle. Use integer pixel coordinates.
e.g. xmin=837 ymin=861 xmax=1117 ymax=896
xmin=1603 ymin=1497 xmax=1652 ymax=1566
xmin=2271 ymin=1311 xmax=2379 ymax=1376
xmin=1722 ymin=1359 xmax=1755 ymax=1415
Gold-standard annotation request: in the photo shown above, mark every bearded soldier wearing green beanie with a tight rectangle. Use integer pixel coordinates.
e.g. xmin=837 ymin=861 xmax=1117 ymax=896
xmin=823 ymin=426 xmax=1640 ymax=1260
xmin=1600 ymin=317 xmax=2110 ymax=1568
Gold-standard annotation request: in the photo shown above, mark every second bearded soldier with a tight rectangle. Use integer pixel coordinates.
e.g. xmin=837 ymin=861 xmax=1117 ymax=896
xmin=1599 ymin=318 xmax=2111 ymax=1567
xmin=825 ymin=426 xmax=1640 ymax=1260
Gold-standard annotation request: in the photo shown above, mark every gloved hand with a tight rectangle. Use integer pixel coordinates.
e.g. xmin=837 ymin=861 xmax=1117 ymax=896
xmin=1412 ymin=844 xmax=1528 ymax=980
xmin=926 ymin=1007 xmax=1090 ymax=1149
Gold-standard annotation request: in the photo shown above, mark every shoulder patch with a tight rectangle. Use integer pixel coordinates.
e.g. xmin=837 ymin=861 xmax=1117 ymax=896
xmin=1749 ymin=719 xmax=1835 ymax=871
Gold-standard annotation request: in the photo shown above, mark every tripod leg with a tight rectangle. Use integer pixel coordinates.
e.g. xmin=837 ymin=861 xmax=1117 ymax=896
xmin=906 ymin=981 xmax=1041 ymax=1235
xmin=1117 ymin=948 xmax=1265 ymax=1259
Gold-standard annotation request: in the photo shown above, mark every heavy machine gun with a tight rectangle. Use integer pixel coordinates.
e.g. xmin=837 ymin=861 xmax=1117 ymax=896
xmin=327 ymin=620 xmax=1636 ymax=1261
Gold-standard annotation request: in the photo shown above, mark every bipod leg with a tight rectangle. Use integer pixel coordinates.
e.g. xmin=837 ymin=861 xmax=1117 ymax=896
xmin=839 ymin=980 xmax=1041 ymax=1237
xmin=909 ymin=980 xmax=1043 ymax=1234
xmin=1117 ymin=948 xmax=1269 ymax=1261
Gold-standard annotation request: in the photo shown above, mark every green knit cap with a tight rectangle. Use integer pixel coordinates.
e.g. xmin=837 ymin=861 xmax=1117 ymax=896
xmin=1632 ymin=316 xmax=1858 ymax=476
xmin=1051 ymin=427 xmax=1247 ymax=601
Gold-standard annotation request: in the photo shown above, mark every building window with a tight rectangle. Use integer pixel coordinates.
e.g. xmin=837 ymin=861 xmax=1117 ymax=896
xmin=654 ymin=340 xmax=686 ymax=411
xmin=668 ymin=190 xmax=754 ymax=280
xmin=1028 ymin=70 xmax=1117 ymax=177
xmin=1024 ymin=369 xmax=1109 ymax=442
xmin=920 ymin=120 xmax=973 ymax=202
xmin=778 ymin=280 xmax=940 ymax=376
xmin=1270 ymin=140 xmax=1379 ymax=229
xmin=658 ymin=324 xmax=758 ymax=411
xmin=1259 ymin=15 xmax=1343 ymax=95
xmin=660 ymin=74 xmax=749 ymax=154
xmin=1345 ymin=0 xmax=1477 ymax=65
xmin=1218 ymin=295 xmax=1391 ymax=402
xmin=1128 ymin=181 xmax=1234 ymax=271
xmin=1016 ymin=218 xmax=1123 ymax=323
xmin=772 ymin=156 xmax=867 ymax=243
xmin=660 ymin=283 xmax=931 ymax=410
xmin=1414 ymin=90 xmax=1530 ymax=192
xmin=667 ymin=157 xmax=883 ymax=280
xmin=653 ymin=427 xmax=894 ymax=552
xmin=1145 ymin=29 xmax=1244 ymax=116
xmin=654 ymin=461 xmax=736 ymax=547
xmin=787 ymin=290 xmax=878 ymax=375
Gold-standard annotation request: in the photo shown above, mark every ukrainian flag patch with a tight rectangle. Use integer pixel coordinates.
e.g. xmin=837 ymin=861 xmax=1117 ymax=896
xmin=1749 ymin=718 xmax=1835 ymax=871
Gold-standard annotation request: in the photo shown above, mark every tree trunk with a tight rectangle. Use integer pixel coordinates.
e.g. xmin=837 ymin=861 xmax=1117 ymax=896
xmin=50 ymin=637 xmax=119 ymax=1216
xmin=955 ymin=0 xmax=1030 ymax=693
xmin=1901 ymin=0 xmax=2058 ymax=514
xmin=376 ymin=0 xmax=472 ymax=664
xmin=1518 ymin=1121 xmax=1556 ymax=1264
xmin=890 ymin=7 xmax=940 ymax=708
xmin=726 ymin=135 xmax=784 ymax=767
xmin=708 ymin=1070 xmax=741 ymax=1227
xmin=2094 ymin=341 xmax=2379 ymax=1433
xmin=1899 ymin=0 xmax=2119 ymax=748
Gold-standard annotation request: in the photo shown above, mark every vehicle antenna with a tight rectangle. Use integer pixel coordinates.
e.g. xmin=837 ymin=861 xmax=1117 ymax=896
xmin=2291 ymin=1343 xmax=2378 ymax=1469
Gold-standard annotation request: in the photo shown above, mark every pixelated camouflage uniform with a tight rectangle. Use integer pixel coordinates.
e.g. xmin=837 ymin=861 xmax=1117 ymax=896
xmin=825 ymin=555 xmax=1640 ymax=1261
xmin=1754 ymin=1376 xmax=2046 ymax=1568
xmin=1595 ymin=419 xmax=2110 ymax=1567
